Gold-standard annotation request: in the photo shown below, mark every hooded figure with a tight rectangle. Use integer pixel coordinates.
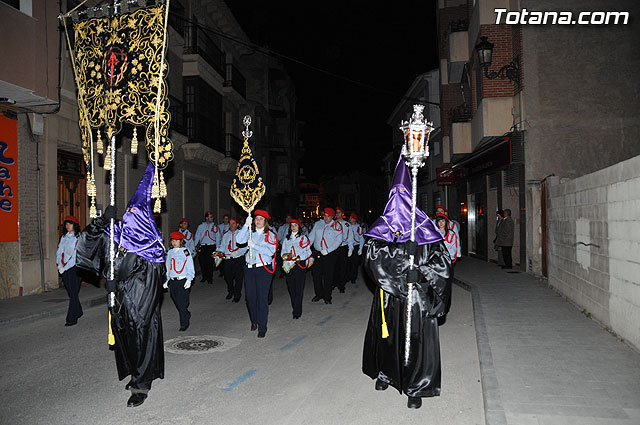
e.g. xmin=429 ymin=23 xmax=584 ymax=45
xmin=362 ymin=153 xmax=452 ymax=409
xmin=76 ymin=163 xmax=165 ymax=408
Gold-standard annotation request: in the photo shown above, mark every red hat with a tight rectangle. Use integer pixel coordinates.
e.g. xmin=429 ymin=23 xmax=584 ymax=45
xmin=435 ymin=212 xmax=449 ymax=221
xmin=435 ymin=205 xmax=448 ymax=213
xmin=169 ymin=231 xmax=186 ymax=240
xmin=323 ymin=207 xmax=335 ymax=217
xmin=350 ymin=212 xmax=359 ymax=221
xmin=336 ymin=206 xmax=344 ymax=213
xmin=254 ymin=209 xmax=271 ymax=220
xmin=290 ymin=218 xmax=302 ymax=226
xmin=64 ymin=215 xmax=79 ymax=224
xmin=223 ymin=213 xmax=229 ymax=218
xmin=229 ymin=217 xmax=239 ymax=223
xmin=205 ymin=211 xmax=214 ymax=217
xmin=179 ymin=218 xmax=189 ymax=224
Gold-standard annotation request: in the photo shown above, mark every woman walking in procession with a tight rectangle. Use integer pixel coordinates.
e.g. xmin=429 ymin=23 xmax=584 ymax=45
xmin=57 ymin=215 xmax=83 ymax=326
xmin=164 ymin=231 xmax=195 ymax=331
xmin=281 ymin=218 xmax=312 ymax=319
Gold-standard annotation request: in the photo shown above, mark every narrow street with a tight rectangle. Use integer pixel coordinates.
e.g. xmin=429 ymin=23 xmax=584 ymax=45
xmin=0 ymin=274 xmax=483 ymax=425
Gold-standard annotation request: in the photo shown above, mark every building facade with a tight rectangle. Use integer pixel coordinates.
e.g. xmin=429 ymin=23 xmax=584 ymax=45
xmin=0 ymin=0 xmax=299 ymax=298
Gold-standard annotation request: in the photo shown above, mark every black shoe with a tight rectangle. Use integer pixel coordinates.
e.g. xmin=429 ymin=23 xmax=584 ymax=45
xmin=124 ymin=380 xmax=132 ymax=390
xmin=251 ymin=324 xmax=257 ymax=331
xmin=338 ymin=288 xmax=345 ymax=293
xmin=257 ymin=332 xmax=266 ymax=338
xmin=312 ymin=295 xmax=321 ymax=302
xmin=207 ymin=281 xmax=213 ymax=285
xmin=64 ymin=322 xmax=77 ymax=326
xmin=324 ymin=299 xmax=332 ymax=304
xmin=127 ymin=393 xmax=147 ymax=408
xmin=232 ymin=298 xmax=241 ymax=303
xmin=179 ymin=324 xmax=189 ymax=332
xmin=200 ymin=278 xmax=206 ymax=282
xmin=407 ymin=396 xmax=422 ymax=409
xmin=375 ymin=379 xmax=389 ymax=391
xmin=225 ymin=293 xmax=233 ymax=300
xmin=351 ymin=280 xmax=356 ymax=284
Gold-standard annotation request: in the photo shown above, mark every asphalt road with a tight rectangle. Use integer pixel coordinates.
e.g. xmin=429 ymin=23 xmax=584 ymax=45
xmin=0 ymin=272 xmax=483 ymax=425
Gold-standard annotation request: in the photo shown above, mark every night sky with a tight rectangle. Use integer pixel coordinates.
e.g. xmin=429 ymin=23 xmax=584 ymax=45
xmin=226 ymin=1 xmax=439 ymax=180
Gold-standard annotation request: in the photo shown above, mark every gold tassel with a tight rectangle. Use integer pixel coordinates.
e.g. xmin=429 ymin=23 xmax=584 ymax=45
xmin=103 ymin=146 xmax=112 ymax=170
xmin=108 ymin=311 xmax=115 ymax=346
xmin=380 ymin=289 xmax=389 ymax=339
xmin=96 ymin=129 xmax=103 ymax=155
xmin=159 ymin=171 xmax=167 ymax=197
xmin=130 ymin=127 xmax=138 ymax=154
xmin=89 ymin=196 xmax=97 ymax=219
xmin=153 ymin=198 xmax=161 ymax=214
xmin=151 ymin=179 xmax=160 ymax=199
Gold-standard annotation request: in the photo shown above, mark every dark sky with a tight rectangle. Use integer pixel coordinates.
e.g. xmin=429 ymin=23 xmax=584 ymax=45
xmin=226 ymin=1 xmax=439 ymax=180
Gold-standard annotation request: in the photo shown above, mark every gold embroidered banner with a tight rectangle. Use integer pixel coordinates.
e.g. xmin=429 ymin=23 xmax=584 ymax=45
xmin=72 ymin=5 xmax=173 ymax=169
xmin=230 ymin=116 xmax=266 ymax=213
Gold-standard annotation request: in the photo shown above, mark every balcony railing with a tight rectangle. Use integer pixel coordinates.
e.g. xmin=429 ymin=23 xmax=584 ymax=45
xmin=224 ymin=64 xmax=246 ymax=99
xmin=448 ymin=19 xmax=469 ymax=34
xmin=450 ymin=104 xmax=473 ymax=123
xmin=225 ymin=133 xmax=242 ymax=160
xmin=168 ymin=95 xmax=184 ymax=134
xmin=184 ymin=23 xmax=225 ymax=77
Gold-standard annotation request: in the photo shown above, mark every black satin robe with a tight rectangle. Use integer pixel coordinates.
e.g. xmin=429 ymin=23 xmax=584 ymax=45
xmin=362 ymin=239 xmax=452 ymax=398
xmin=76 ymin=217 xmax=165 ymax=389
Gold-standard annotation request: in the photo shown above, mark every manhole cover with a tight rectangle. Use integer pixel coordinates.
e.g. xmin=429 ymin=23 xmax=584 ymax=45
xmin=164 ymin=335 xmax=241 ymax=355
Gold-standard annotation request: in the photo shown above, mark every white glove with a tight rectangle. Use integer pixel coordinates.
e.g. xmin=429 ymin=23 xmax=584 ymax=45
xmin=321 ymin=249 xmax=328 ymax=256
xmin=348 ymin=251 xmax=353 ymax=257
xmin=247 ymin=238 xmax=255 ymax=248
xmin=184 ymin=280 xmax=191 ymax=289
xmin=358 ymin=249 xmax=363 ymax=256
xmin=163 ymin=280 xmax=169 ymax=289
xmin=245 ymin=216 xmax=253 ymax=227
xmin=58 ymin=266 xmax=64 ymax=274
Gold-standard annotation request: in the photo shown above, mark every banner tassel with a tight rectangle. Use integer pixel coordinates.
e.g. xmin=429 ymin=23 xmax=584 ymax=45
xmin=380 ymin=289 xmax=389 ymax=339
xmin=108 ymin=310 xmax=115 ymax=346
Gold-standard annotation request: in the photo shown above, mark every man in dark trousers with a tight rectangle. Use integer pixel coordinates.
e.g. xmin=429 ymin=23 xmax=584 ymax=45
xmin=496 ymin=208 xmax=514 ymax=269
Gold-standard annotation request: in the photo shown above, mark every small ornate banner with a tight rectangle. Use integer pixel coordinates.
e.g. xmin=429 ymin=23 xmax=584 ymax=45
xmin=230 ymin=116 xmax=266 ymax=213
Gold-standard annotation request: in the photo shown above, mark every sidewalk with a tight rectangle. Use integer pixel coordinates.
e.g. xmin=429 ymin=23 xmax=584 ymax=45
xmin=0 ymin=283 xmax=105 ymax=328
xmin=455 ymin=257 xmax=640 ymax=425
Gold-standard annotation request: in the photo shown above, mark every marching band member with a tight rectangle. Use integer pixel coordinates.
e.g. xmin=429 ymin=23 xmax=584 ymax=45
xmin=435 ymin=205 xmax=460 ymax=235
xmin=219 ymin=217 xmax=247 ymax=302
xmin=220 ymin=213 xmax=231 ymax=235
xmin=195 ymin=211 xmax=219 ymax=285
xmin=57 ymin=215 xmax=82 ymax=326
xmin=164 ymin=232 xmax=195 ymax=331
xmin=332 ymin=206 xmax=352 ymax=293
xmin=178 ymin=218 xmax=195 ymax=255
xmin=235 ymin=210 xmax=278 ymax=338
xmin=346 ymin=212 xmax=364 ymax=284
xmin=435 ymin=213 xmax=461 ymax=266
xmin=281 ymin=218 xmax=312 ymax=319
xmin=308 ymin=207 xmax=343 ymax=304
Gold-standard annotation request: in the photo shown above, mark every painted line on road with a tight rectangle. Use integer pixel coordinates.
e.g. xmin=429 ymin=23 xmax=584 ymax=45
xmin=280 ymin=335 xmax=308 ymax=351
xmin=221 ymin=368 xmax=257 ymax=391
xmin=316 ymin=315 xmax=333 ymax=326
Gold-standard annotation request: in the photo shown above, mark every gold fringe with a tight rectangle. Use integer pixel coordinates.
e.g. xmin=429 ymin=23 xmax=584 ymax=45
xmin=89 ymin=196 xmax=97 ymax=219
xmin=130 ymin=127 xmax=138 ymax=154
xmin=153 ymin=198 xmax=161 ymax=214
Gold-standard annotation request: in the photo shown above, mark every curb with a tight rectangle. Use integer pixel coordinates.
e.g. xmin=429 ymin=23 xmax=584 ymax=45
xmin=454 ymin=276 xmax=506 ymax=425
xmin=0 ymin=295 xmax=106 ymax=331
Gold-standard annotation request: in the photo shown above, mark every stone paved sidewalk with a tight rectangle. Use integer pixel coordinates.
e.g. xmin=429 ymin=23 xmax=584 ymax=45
xmin=456 ymin=257 xmax=640 ymax=425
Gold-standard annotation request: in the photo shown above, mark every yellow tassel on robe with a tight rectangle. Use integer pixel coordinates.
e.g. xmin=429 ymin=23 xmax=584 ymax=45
xmin=108 ymin=311 xmax=115 ymax=346
xmin=380 ymin=289 xmax=389 ymax=339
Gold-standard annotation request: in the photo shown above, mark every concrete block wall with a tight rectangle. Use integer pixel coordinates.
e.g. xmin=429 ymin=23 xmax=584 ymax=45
xmin=547 ymin=154 xmax=640 ymax=352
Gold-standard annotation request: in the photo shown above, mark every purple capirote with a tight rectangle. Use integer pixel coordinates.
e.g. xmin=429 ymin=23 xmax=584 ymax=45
xmin=365 ymin=153 xmax=442 ymax=245
xmin=110 ymin=162 xmax=165 ymax=263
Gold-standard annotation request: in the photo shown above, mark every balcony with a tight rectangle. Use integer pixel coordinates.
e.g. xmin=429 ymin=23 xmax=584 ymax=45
xmin=471 ymin=97 xmax=514 ymax=149
xmin=447 ymin=20 xmax=469 ymax=84
xmin=224 ymin=133 xmax=242 ymax=161
xmin=168 ymin=95 xmax=184 ymax=134
xmin=223 ymin=63 xmax=246 ymax=100
xmin=184 ymin=23 xmax=225 ymax=78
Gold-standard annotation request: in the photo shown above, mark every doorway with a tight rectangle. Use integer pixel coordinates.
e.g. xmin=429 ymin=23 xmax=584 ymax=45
xmin=57 ymin=151 xmax=86 ymax=239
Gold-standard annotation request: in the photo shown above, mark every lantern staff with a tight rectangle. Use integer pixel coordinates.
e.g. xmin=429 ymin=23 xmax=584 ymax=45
xmin=399 ymin=104 xmax=434 ymax=366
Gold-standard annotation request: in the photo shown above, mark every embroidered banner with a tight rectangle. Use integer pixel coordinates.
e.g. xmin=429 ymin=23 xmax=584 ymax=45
xmin=0 ymin=113 xmax=18 ymax=242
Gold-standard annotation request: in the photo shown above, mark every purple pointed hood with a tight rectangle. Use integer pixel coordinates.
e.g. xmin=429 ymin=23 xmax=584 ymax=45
xmin=112 ymin=163 xmax=165 ymax=262
xmin=366 ymin=153 xmax=442 ymax=245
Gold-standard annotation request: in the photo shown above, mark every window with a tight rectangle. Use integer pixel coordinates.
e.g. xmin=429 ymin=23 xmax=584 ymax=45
xmin=183 ymin=77 xmax=223 ymax=152
xmin=1 ymin=0 xmax=20 ymax=9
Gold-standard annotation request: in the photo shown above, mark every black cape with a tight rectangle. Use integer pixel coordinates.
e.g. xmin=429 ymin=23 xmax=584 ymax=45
xmin=362 ymin=238 xmax=452 ymax=398
xmin=76 ymin=216 xmax=165 ymax=389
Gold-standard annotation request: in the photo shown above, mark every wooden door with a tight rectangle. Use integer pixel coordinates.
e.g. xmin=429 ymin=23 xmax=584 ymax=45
xmin=57 ymin=151 xmax=86 ymax=238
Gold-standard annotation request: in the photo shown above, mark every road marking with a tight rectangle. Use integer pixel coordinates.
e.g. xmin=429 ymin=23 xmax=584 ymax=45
xmin=280 ymin=335 xmax=307 ymax=351
xmin=316 ymin=315 xmax=333 ymax=326
xmin=221 ymin=368 xmax=257 ymax=391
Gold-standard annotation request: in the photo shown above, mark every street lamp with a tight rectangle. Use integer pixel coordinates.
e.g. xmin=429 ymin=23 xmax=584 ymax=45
xmin=475 ymin=36 xmax=520 ymax=87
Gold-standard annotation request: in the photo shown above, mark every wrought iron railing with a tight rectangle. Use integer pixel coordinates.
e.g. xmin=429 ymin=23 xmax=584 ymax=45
xmin=184 ymin=23 xmax=225 ymax=77
xmin=224 ymin=64 xmax=246 ymax=99
xmin=225 ymin=133 xmax=242 ymax=160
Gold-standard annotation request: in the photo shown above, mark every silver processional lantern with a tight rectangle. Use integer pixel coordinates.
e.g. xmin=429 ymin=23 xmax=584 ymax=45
xmin=399 ymin=104 xmax=434 ymax=366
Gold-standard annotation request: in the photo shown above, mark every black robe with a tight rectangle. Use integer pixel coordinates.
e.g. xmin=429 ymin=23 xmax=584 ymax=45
xmin=362 ymin=238 xmax=452 ymax=398
xmin=76 ymin=216 xmax=165 ymax=390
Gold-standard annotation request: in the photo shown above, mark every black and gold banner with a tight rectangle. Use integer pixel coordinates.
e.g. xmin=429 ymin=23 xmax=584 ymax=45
xmin=230 ymin=138 xmax=266 ymax=213
xmin=73 ymin=5 xmax=173 ymax=169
